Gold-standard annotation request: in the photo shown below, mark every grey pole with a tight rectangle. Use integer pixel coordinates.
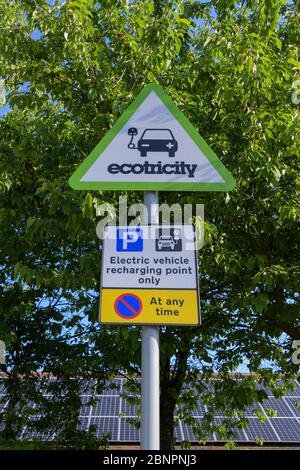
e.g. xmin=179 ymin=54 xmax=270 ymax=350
xmin=141 ymin=191 xmax=160 ymax=450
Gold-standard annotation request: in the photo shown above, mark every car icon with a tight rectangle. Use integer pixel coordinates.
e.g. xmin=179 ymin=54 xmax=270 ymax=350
xmin=157 ymin=235 xmax=176 ymax=250
xmin=137 ymin=128 xmax=178 ymax=157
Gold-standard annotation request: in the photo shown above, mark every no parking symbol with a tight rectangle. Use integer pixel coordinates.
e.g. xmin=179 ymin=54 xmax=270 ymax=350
xmin=114 ymin=293 xmax=143 ymax=320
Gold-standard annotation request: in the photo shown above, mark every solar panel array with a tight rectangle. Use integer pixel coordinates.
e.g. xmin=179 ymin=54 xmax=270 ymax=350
xmin=1 ymin=378 xmax=300 ymax=444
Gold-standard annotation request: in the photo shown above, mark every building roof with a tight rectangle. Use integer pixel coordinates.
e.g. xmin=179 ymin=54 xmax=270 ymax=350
xmin=1 ymin=377 xmax=300 ymax=444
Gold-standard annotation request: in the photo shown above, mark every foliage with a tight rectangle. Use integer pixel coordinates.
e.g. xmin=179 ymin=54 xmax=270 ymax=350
xmin=56 ymin=426 xmax=110 ymax=450
xmin=0 ymin=430 xmax=109 ymax=450
xmin=0 ymin=0 xmax=299 ymax=449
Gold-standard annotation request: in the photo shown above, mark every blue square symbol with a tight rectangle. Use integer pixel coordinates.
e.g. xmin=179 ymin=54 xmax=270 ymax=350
xmin=116 ymin=228 xmax=143 ymax=252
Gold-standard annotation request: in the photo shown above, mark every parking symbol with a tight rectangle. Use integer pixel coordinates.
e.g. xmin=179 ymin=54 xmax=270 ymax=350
xmin=116 ymin=227 xmax=143 ymax=252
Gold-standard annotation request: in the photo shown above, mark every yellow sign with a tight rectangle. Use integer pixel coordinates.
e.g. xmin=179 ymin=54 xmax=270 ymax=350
xmin=100 ymin=289 xmax=200 ymax=326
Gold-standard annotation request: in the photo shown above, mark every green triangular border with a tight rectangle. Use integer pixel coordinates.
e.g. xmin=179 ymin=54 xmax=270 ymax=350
xmin=69 ymin=84 xmax=236 ymax=192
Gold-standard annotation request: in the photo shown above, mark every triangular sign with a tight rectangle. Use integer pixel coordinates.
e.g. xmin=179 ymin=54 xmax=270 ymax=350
xmin=69 ymin=84 xmax=235 ymax=192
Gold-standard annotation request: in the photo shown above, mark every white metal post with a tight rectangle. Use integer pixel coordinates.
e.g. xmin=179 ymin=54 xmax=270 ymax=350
xmin=141 ymin=191 xmax=160 ymax=450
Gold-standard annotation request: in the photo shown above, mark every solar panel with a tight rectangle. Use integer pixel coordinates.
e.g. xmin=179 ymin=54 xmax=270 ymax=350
xmin=21 ymin=417 xmax=56 ymax=441
xmin=180 ymin=418 xmax=214 ymax=443
xmin=195 ymin=400 xmax=207 ymax=416
xmin=22 ymin=429 xmax=56 ymax=441
xmin=174 ymin=424 xmax=182 ymax=441
xmin=269 ymin=418 xmax=300 ymax=442
xmin=79 ymin=379 xmax=97 ymax=395
xmin=283 ymin=382 xmax=300 ymax=397
xmin=244 ymin=418 xmax=279 ymax=442
xmin=121 ymin=399 xmax=139 ymax=417
xmin=91 ymin=396 xmax=120 ymax=416
xmin=176 ymin=399 xmax=206 ymax=417
xmin=80 ymin=395 xmax=93 ymax=416
xmin=180 ymin=421 xmax=197 ymax=442
xmin=100 ymin=379 xmax=123 ymax=396
xmin=268 ymin=380 xmax=300 ymax=397
xmin=262 ymin=397 xmax=295 ymax=417
xmin=0 ymin=381 xmax=7 ymax=394
xmin=90 ymin=417 xmax=119 ymax=440
xmin=119 ymin=418 xmax=139 ymax=441
xmin=242 ymin=405 xmax=260 ymax=417
xmin=0 ymin=378 xmax=300 ymax=444
xmin=214 ymin=418 xmax=248 ymax=442
xmin=0 ymin=395 xmax=8 ymax=412
xmin=284 ymin=397 xmax=300 ymax=417
xmin=78 ymin=417 xmax=89 ymax=432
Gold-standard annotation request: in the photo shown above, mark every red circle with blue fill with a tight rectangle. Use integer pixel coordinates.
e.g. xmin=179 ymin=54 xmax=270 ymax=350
xmin=114 ymin=293 xmax=143 ymax=320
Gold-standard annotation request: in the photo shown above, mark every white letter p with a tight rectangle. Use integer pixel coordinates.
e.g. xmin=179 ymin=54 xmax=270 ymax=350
xmin=122 ymin=230 xmax=139 ymax=249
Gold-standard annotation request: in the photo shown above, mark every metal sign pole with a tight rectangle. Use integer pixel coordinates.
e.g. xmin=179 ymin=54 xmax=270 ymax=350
xmin=141 ymin=191 xmax=160 ymax=450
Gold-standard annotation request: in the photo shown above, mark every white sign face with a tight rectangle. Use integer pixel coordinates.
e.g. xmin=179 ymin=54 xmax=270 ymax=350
xmin=69 ymin=84 xmax=235 ymax=192
xmin=82 ymin=91 xmax=223 ymax=184
xmin=101 ymin=225 xmax=197 ymax=290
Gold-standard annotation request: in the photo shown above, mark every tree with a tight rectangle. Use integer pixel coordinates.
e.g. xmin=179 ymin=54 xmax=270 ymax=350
xmin=0 ymin=0 xmax=299 ymax=449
